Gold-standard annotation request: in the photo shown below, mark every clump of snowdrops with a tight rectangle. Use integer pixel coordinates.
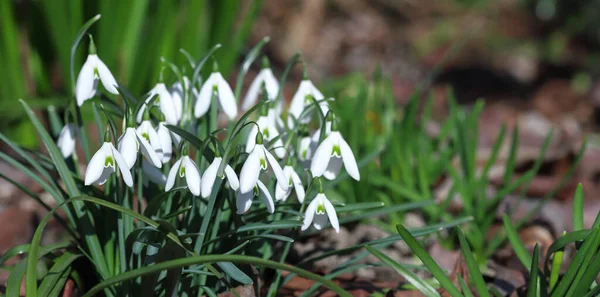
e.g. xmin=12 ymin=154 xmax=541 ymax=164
xmin=0 ymin=16 xmax=375 ymax=297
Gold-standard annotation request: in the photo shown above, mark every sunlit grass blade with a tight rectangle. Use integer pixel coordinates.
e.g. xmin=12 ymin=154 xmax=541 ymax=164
xmin=526 ymin=244 xmax=539 ymax=297
xmin=216 ymin=262 xmax=253 ymax=285
xmin=551 ymin=227 xmax=600 ymax=297
xmin=573 ymin=183 xmax=584 ymax=231
xmin=502 ymin=214 xmax=532 ymax=270
xmin=299 ymin=264 xmax=378 ymax=297
xmin=396 ymin=224 xmax=462 ymax=297
xmin=549 ymin=232 xmax=565 ymax=290
xmin=366 ymin=245 xmax=440 ymax=297
xmin=457 ymin=229 xmax=490 ymax=297
xmin=37 ymin=252 xmax=83 ymax=297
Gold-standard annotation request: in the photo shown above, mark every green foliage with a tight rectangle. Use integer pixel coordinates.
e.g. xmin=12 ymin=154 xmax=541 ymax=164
xmin=0 ymin=1 xmax=260 ymax=146
xmin=371 ymin=190 xmax=600 ymax=297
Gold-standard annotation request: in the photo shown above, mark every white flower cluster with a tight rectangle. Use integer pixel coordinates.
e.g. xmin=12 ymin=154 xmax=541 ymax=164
xmin=59 ymin=38 xmax=360 ymax=233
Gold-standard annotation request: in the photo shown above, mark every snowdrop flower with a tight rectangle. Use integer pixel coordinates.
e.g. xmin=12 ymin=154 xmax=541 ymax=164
xmin=310 ymin=116 xmax=360 ymax=181
xmin=287 ymin=67 xmax=329 ymax=127
xmin=301 ymin=192 xmax=340 ymax=233
xmin=236 ymin=180 xmax=274 ymax=214
xmin=57 ymin=123 xmax=78 ymax=158
xmin=170 ymin=76 xmax=198 ymax=122
xmin=246 ymin=104 xmax=286 ymax=158
xmin=137 ymin=82 xmax=178 ymax=125
xmin=201 ymin=153 xmax=239 ymax=198
xmin=242 ymin=57 xmax=279 ymax=110
xmin=239 ymin=132 xmax=289 ymax=194
xmin=194 ymin=61 xmax=237 ymax=120
xmin=275 ymin=159 xmax=305 ymax=202
xmin=165 ymin=145 xmax=201 ymax=196
xmin=156 ymin=122 xmax=173 ymax=163
xmin=118 ymin=115 xmax=162 ymax=170
xmin=85 ymin=131 xmax=133 ymax=187
xmin=142 ymin=160 xmax=166 ymax=186
xmin=75 ymin=36 xmax=119 ymax=106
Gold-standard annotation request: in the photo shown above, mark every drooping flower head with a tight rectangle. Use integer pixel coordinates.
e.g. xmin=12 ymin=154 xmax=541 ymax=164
xmin=75 ymin=35 xmax=119 ymax=106
xmin=310 ymin=112 xmax=360 ymax=181
xmin=236 ymin=180 xmax=274 ymax=214
xmin=57 ymin=123 xmax=78 ymax=158
xmin=194 ymin=60 xmax=237 ymax=120
xmin=201 ymin=147 xmax=239 ymax=198
xmin=246 ymin=97 xmax=286 ymax=158
xmin=165 ymin=143 xmax=202 ymax=196
xmin=239 ymin=132 xmax=289 ymax=194
xmin=136 ymin=73 xmax=179 ymax=125
xmin=85 ymin=127 xmax=133 ymax=187
xmin=301 ymin=178 xmax=339 ymax=233
xmin=242 ymin=56 xmax=280 ymax=111
xmin=287 ymin=63 xmax=329 ymax=128
xmin=275 ymin=157 xmax=305 ymax=203
xmin=118 ymin=109 xmax=162 ymax=170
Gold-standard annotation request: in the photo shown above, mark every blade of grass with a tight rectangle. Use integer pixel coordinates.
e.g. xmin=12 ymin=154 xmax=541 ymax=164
xmin=396 ymin=224 xmax=462 ymax=297
xmin=366 ymin=246 xmax=440 ymax=297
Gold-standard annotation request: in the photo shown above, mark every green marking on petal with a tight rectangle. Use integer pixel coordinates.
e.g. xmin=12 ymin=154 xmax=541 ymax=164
xmin=156 ymin=95 xmax=161 ymax=104
xmin=332 ymin=144 xmax=341 ymax=157
xmin=316 ymin=203 xmax=326 ymax=214
xmin=141 ymin=133 xmax=150 ymax=141
xmin=262 ymin=128 xmax=269 ymax=138
xmin=104 ymin=156 xmax=114 ymax=167
xmin=288 ymin=176 xmax=293 ymax=186
xmin=212 ymin=85 xmax=218 ymax=92
xmin=93 ymin=67 xmax=99 ymax=78
xmin=253 ymin=185 xmax=259 ymax=197
xmin=260 ymin=158 xmax=267 ymax=170
xmin=179 ymin=164 xmax=186 ymax=177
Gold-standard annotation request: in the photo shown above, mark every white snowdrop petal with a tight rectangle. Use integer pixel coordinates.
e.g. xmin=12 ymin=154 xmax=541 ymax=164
xmin=224 ymin=165 xmax=239 ymax=191
xmin=118 ymin=129 xmax=138 ymax=170
xmin=301 ymin=197 xmax=320 ymax=231
xmin=84 ymin=143 xmax=108 ymax=185
xmin=322 ymin=196 xmax=340 ymax=233
xmin=157 ymin=85 xmax=178 ymax=125
xmin=195 ymin=74 xmax=216 ymax=118
xmin=165 ymin=158 xmax=182 ymax=191
xmin=95 ymin=166 xmax=115 ymax=186
xmin=156 ymin=123 xmax=173 ymax=163
xmin=111 ymin=145 xmax=133 ymax=187
xmin=291 ymin=171 xmax=305 ymax=203
xmin=263 ymin=69 xmax=280 ymax=100
xmin=239 ymin=148 xmax=261 ymax=193
xmin=216 ymin=73 xmax=238 ymax=120
xmin=339 ymin=135 xmax=360 ymax=181
xmin=75 ymin=56 xmax=97 ymax=106
xmin=134 ymin=130 xmax=162 ymax=168
xmin=241 ymin=70 xmax=264 ymax=110
xmin=257 ymin=180 xmax=274 ymax=213
xmin=272 ymin=138 xmax=286 ymax=159
xmin=184 ymin=157 xmax=201 ymax=196
xmin=236 ymin=190 xmax=254 ymax=214
xmin=310 ymin=136 xmax=334 ymax=177
xmin=57 ymin=124 xmax=77 ymax=158
xmin=264 ymin=148 xmax=288 ymax=191
xmin=245 ymin=125 xmax=258 ymax=153
xmin=323 ymin=156 xmax=342 ymax=180
xmin=96 ymin=57 xmax=119 ymax=94
xmin=201 ymin=158 xmax=220 ymax=198
xmin=312 ymin=213 xmax=328 ymax=230
xmin=275 ymin=183 xmax=290 ymax=202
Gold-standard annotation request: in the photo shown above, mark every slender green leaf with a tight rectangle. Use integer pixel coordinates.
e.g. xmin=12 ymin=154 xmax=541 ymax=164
xmin=366 ymin=246 xmax=440 ymax=297
xmin=396 ymin=224 xmax=462 ymax=297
